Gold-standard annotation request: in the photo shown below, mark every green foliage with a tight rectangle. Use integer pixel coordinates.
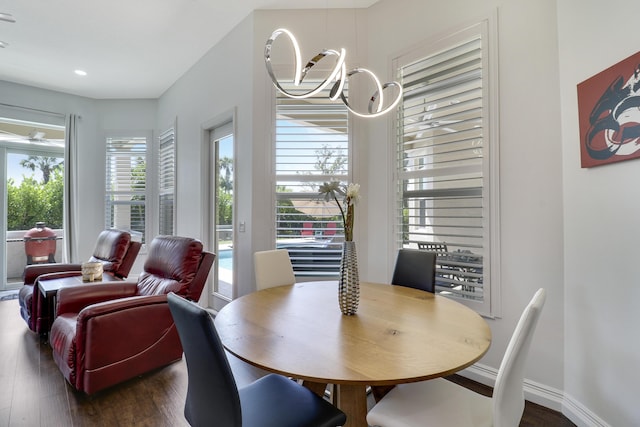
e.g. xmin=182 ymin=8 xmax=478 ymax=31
xmin=402 ymin=206 xmax=409 ymax=242
xmin=277 ymin=198 xmax=311 ymax=237
xmin=19 ymin=155 xmax=64 ymax=184
xmin=217 ymin=191 xmax=232 ymax=225
xmin=273 ymin=185 xmax=315 ymax=237
xmin=131 ymin=157 xmax=146 ymax=192
xmin=129 ymin=157 xmax=146 ymax=238
xmin=314 ymin=145 xmax=347 ymax=175
xmin=7 ymin=169 xmax=64 ymax=230
xmin=217 ymin=156 xmax=234 ymax=226
xmin=276 ymin=147 xmax=349 ymax=236
xmin=218 ymin=156 xmax=233 ymax=193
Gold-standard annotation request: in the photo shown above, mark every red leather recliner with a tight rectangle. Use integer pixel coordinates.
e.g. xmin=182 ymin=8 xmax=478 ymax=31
xmin=18 ymin=229 xmax=141 ymax=334
xmin=49 ymin=235 xmax=215 ymax=394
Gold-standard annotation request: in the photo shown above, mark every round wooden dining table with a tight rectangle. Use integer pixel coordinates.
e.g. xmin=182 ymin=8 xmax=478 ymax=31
xmin=215 ymin=281 xmax=492 ymax=427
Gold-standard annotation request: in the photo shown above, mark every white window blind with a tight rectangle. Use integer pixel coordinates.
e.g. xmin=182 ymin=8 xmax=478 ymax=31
xmin=105 ymin=137 xmax=147 ymax=242
xmin=275 ymin=81 xmax=349 ymax=277
xmin=158 ymin=127 xmax=175 ymax=235
xmin=396 ymin=22 xmax=497 ymax=309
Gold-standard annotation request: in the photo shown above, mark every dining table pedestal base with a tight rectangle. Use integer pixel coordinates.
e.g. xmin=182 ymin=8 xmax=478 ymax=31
xmin=303 ymin=381 xmax=368 ymax=427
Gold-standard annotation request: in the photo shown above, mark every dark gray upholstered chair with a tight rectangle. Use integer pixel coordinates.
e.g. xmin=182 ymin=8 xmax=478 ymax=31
xmin=167 ymin=292 xmax=347 ymax=427
xmin=391 ymin=248 xmax=437 ymax=293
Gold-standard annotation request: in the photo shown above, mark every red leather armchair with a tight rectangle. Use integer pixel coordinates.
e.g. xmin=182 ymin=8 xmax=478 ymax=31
xmin=18 ymin=229 xmax=141 ymax=334
xmin=49 ymin=235 xmax=215 ymax=394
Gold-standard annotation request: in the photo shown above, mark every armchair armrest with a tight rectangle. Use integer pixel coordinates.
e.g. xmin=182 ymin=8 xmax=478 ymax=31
xmin=56 ymin=282 xmax=138 ymax=316
xmin=78 ymin=294 xmax=168 ymax=324
xmin=74 ymin=295 xmax=180 ymax=393
xmin=23 ymin=263 xmax=82 ymax=285
xmin=36 ymin=270 xmax=83 ymax=282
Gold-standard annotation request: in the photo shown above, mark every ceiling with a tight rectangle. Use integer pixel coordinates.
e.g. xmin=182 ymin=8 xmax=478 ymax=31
xmin=0 ymin=0 xmax=379 ymax=100
xmin=0 ymin=119 xmax=65 ymax=142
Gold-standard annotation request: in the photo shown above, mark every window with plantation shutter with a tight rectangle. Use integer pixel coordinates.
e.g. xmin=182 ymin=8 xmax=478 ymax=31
xmin=158 ymin=127 xmax=176 ymax=235
xmin=275 ymin=81 xmax=349 ymax=278
xmin=105 ymin=136 xmax=147 ymax=243
xmin=395 ymin=21 xmax=499 ymax=314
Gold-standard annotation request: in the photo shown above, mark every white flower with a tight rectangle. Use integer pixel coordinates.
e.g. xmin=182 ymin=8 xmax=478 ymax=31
xmin=346 ymin=183 xmax=360 ymax=205
xmin=317 ymin=181 xmax=361 ymax=242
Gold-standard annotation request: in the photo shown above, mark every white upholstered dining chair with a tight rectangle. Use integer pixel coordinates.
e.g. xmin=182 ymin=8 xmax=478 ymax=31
xmin=253 ymin=249 xmax=296 ymax=291
xmin=366 ymin=288 xmax=546 ymax=427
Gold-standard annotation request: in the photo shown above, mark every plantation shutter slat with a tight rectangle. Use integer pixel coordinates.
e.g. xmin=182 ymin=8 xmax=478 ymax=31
xmin=275 ymin=80 xmax=349 ymax=277
xmin=105 ymin=137 xmax=147 ymax=242
xmin=158 ymin=127 xmax=175 ymax=235
xmin=397 ymin=33 xmax=485 ymax=301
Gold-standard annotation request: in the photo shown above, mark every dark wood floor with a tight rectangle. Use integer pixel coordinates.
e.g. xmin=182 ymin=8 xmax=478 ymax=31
xmin=1 ymin=298 xmax=574 ymax=426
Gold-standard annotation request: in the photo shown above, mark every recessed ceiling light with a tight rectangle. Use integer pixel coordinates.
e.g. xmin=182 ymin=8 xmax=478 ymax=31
xmin=0 ymin=12 xmax=16 ymax=23
xmin=0 ymin=41 xmax=7 ymax=48
xmin=74 ymin=69 xmax=87 ymax=76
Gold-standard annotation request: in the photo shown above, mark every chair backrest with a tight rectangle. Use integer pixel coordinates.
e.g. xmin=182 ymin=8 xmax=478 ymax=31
xmin=325 ymin=222 xmax=337 ymax=236
xmin=114 ymin=240 xmax=141 ymax=278
xmin=391 ymin=248 xmax=437 ymax=293
xmin=88 ymin=229 xmax=133 ymax=276
xmin=137 ymin=236 xmax=215 ymax=301
xmin=301 ymin=222 xmax=313 ymax=236
xmin=493 ymin=288 xmax=546 ymax=427
xmin=254 ymin=249 xmax=296 ymax=291
xmin=167 ymin=292 xmax=242 ymax=427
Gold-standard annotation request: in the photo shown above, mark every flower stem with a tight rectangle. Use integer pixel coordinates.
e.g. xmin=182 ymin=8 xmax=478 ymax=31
xmin=333 ymin=193 xmax=347 ymax=226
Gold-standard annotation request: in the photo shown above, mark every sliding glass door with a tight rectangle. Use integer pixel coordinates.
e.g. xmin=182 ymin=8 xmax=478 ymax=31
xmin=209 ymin=122 xmax=234 ymax=311
xmin=1 ymin=119 xmax=65 ymax=290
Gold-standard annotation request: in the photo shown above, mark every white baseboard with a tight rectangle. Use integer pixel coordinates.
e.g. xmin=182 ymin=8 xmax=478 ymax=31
xmin=460 ymin=363 xmax=564 ymax=411
xmin=563 ymin=394 xmax=610 ymax=427
xmin=460 ymin=363 xmax=609 ymax=427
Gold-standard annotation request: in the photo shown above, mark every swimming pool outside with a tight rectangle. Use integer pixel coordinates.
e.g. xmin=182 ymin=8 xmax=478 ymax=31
xmin=218 ymin=248 xmax=232 ymax=270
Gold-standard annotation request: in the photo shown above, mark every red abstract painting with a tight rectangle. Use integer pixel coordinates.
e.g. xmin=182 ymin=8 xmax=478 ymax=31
xmin=577 ymin=51 xmax=640 ymax=168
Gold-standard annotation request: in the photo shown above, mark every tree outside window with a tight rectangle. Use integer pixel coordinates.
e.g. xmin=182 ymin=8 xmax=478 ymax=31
xmin=7 ymin=155 xmax=64 ymax=230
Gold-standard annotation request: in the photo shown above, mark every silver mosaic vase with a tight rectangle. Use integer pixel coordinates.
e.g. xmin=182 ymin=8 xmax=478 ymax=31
xmin=338 ymin=241 xmax=360 ymax=315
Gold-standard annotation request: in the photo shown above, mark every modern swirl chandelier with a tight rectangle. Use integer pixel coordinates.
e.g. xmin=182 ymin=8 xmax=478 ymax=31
xmin=264 ymin=28 xmax=403 ymax=119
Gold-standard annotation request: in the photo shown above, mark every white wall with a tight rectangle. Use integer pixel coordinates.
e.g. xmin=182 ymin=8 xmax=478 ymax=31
xmin=157 ymin=14 xmax=255 ymax=305
xmin=558 ymin=0 xmax=640 ymax=425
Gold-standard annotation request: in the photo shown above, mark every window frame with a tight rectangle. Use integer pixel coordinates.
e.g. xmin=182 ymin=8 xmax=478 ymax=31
xmin=273 ymin=79 xmax=351 ymax=279
xmin=392 ymin=19 xmax=501 ymax=317
xmin=158 ymin=126 xmax=176 ymax=236
xmin=104 ymin=131 xmax=151 ymax=245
